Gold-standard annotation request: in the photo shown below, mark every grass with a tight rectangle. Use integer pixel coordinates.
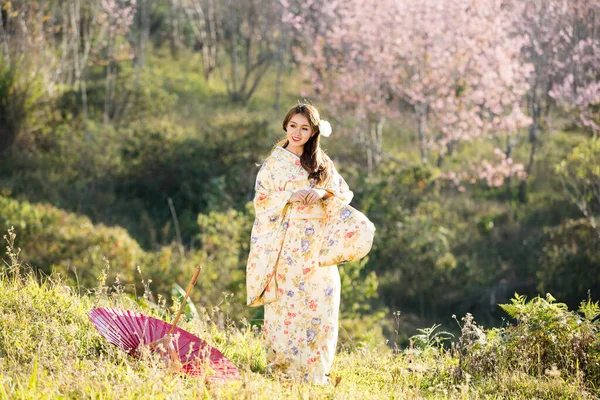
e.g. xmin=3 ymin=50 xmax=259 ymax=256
xmin=0 ymin=230 xmax=597 ymax=399
xmin=0 ymin=271 xmax=422 ymax=399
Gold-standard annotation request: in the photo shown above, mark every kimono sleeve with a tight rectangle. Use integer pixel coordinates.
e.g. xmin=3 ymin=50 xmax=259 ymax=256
xmin=322 ymin=165 xmax=354 ymax=205
xmin=253 ymin=159 xmax=295 ymax=219
xmin=246 ymin=158 xmax=294 ymax=307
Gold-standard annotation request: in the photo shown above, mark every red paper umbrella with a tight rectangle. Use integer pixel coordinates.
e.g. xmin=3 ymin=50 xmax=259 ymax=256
xmin=88 ymin=307 xmax=240 ymax=382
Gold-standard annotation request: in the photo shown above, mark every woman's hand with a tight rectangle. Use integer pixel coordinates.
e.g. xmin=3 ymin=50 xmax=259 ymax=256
xmin=290 ymin=189 xmax=330 ymax=205
xmin=305 ymin=189 xmax=331 ymax=205
xmin=289 ymin=190 xmax=307 ymax=203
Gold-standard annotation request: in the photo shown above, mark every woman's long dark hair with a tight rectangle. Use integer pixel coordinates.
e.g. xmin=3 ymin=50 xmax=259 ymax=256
xmin=276 ymin=104 xmax=333 ymax=186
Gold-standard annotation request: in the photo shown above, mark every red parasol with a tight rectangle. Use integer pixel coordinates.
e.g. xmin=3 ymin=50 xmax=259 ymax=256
xmin=88 ymin=307 xmax=240 ymax=382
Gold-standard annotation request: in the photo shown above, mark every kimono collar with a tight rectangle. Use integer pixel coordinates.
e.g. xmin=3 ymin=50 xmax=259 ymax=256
xmin=274 ymin=146 xmax=302 ymax=164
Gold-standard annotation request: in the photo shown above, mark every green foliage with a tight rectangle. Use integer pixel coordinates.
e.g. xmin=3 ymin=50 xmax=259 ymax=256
xmin=113 ymin=113 xmax=273 ymax=247
xmin=410 ymin=324 xmax=454 ymax=352
xmin=337 ymin=257 xmax=387 ymax=348
xmin=0 ymin=57 xmax=45 ymax=154
xmin=555 ymin=136 xmax=600 ymax=235
xmin=0 ymin=195 xmax=144 ymax=289
xmin=579 ymin=299 xmax=600 ymax=322
xmin=355 ymin=161 xmax=461 ymax=319
xmin=456 ymin=293 xmax=600 ymax=391
xmin=555 ymin=137 xmax=600 ymax=191
xmin=80 ymin=66 xmax=178 ymax=127
xmin=1 ymin=261 xmax=597 ymax=398
xmin=0 ymin=197 xmax=208 ymax=312
xmin=339 ymin=257 xmax=381 ymax=318
xmin=195 ymin=205 xmax=254 ymax=309
xmin=538 ymin=218 xmax=600 ymax=304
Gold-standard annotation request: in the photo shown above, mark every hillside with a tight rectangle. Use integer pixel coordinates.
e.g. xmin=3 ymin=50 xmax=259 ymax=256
xmin=1 ymin=251 xmax=598 ymax=399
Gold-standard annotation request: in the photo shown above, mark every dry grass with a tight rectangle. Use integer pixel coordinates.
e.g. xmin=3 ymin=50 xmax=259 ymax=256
xmin=0 ymin=229 xmax=596 ymax=399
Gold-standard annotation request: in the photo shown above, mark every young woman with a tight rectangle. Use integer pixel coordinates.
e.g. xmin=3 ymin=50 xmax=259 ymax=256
xmin=245 ymin=103 xmax=368 ymax=384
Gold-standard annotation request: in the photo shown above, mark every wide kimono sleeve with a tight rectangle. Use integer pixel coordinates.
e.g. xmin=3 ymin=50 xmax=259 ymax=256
xmin=325 ymin=165 xmax=354 ymax=204
xmin=253 ymin=160 xmax=295 ymax=218
xmin=315 ymin=164 xmax=354 ymax=217
xmin=317 ymin=164 xmax=376 ymax=267
xmin=246 ymin=158 xmax=295 ymax=307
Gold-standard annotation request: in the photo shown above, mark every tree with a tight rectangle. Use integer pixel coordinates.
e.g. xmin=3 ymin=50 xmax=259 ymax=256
xmin=99 ymin=0 xmax=138 ymax=125
xmin=555 ymin=137 xmax=600 ymax=238
xmin=289 ymin=0 xmax=532 ymax=184
xmin=0 ymin=0 xmax=72 ymax=153
xmin=511 ymin=0 xmax=600 ymax=200
xmin=218 ymin=0 xmax=280 ymax=104
xmin=181 ymin=0 xmax=220 ymax=81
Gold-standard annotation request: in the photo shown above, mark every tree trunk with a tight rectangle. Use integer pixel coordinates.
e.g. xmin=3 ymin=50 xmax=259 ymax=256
xmin=227 ymin=0 xmax=238 ymax=97
xmin=71 ymin=0 xmax=95 ymax=137
xmin=519 ymin=98 xmax=541 ymax=203
xmin=113 ymin=0 xmax=150 ymax=126
xmin=169 ymin=0 xmax=182 ymax=58
xmin=417 ymin=104 xmax=428 ymax=164
xmin=371 ymin=116 xmax=384 ymax=167
xmin=184 ymin=0 xmax=218 ymax=81
xmin=505 ymin=132 xmax=514 ymax=198
xmin=273 ymin=0 xmax=287 ymax=112
xmin=206 ymin=0 xmax=219 ymax=81
xmin=136 ymin=0 xmax=151 ymax=70
xmin=220 ymin=1 xmax=275 ymax=104
xmin=0 ymin=6 xmax=10 ymax=63
xmin=103 ymin=28 xmax=115 ymax=127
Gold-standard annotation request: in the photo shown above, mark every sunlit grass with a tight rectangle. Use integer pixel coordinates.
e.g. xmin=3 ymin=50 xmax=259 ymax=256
xmin=1 ymin=228 xmax=597 ymax=399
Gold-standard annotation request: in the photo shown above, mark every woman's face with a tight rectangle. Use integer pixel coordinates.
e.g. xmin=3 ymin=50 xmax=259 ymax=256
xmin=285 ymin=113 xmax=314 ymax=149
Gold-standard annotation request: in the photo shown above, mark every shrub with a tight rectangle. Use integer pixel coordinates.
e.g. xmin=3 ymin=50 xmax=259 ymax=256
xmin=455 ymin=293 xmax=600 ymax=391
xmin=0 ymin=196 xmax=143 ymax=288
xmin=0 ymin=58 xmax=44 ymax=155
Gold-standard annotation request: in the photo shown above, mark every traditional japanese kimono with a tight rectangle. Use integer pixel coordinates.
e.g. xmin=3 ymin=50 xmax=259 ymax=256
xmin=246 ymin=145 xmax=373 ymax=384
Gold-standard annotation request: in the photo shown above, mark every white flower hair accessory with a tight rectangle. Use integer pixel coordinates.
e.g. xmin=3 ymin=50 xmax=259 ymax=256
xmin=319 ymin=120 xmax=332 ymax=137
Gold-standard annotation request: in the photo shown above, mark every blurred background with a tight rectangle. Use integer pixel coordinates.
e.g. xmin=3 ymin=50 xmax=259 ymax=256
xmin=0 ymin=0 xmax=598 ymax=347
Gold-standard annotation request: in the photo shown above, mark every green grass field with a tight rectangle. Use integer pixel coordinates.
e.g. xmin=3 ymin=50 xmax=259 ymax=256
xmin=1 ymin=234 xmax=597 ymax=400
xmin=2 ymin=45 xmax=599 ymax=400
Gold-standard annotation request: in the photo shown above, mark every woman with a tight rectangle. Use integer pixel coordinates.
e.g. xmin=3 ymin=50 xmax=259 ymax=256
xmin=246 ymin=103 xmax=366 ymax=384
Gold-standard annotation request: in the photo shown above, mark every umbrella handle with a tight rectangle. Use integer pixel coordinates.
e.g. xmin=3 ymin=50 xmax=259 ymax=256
xmin=168 ymin=265 xmax=202 ymax=336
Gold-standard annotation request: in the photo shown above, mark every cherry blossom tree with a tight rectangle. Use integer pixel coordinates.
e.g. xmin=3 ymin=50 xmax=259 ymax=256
xmin=508 ymin=0 xmax=600 ymax=199
xmin=546 ymin=1 xmax=600 ymax=135
xmin=286 ymin=0 xmax=532 ymax=186
xmin=549 ymin=36 xmax=600 ymax=135
xmin=282 ymin=0 xmax=408 ymax=171
xmin=383 ymin=0 xmax=531 ymax=171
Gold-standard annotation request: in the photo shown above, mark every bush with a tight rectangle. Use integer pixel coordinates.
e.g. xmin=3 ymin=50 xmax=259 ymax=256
xmin=539 ymin=218 xmax=600 ymax=304
xmin=114 ymin=114 xmax=273 ymax=247
xmin=0 ymin=196 xmax=204 ymax=305
xmin=194 ymin=205 xmax=254 ymax=310
xmin=555 ymin=136 xmax=600 ymax=237
xmin=0 ymin=196 xmax=143 ymax=288
xmin=0 ymin=58 xmax=45 ymax=155
xmin=456 ymin=293 xmax=600 ymax=391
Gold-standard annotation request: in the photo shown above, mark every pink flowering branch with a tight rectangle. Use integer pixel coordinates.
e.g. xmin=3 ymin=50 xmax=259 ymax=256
xmin=441 ymin=147 xmax=527 ymax=189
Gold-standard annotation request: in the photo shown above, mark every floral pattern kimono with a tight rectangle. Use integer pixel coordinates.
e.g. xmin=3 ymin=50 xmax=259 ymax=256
xmin=246 ymin=146 xmax=368 ymax=384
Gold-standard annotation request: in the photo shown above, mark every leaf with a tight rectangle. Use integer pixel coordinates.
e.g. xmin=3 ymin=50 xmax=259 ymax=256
xmin=579 ymin=299 xmax=600 ymax=322
xmin=171 ymin=283 xmax=199 ymax=321
xmin=27 ymin=353 xmax=38 ymax=392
